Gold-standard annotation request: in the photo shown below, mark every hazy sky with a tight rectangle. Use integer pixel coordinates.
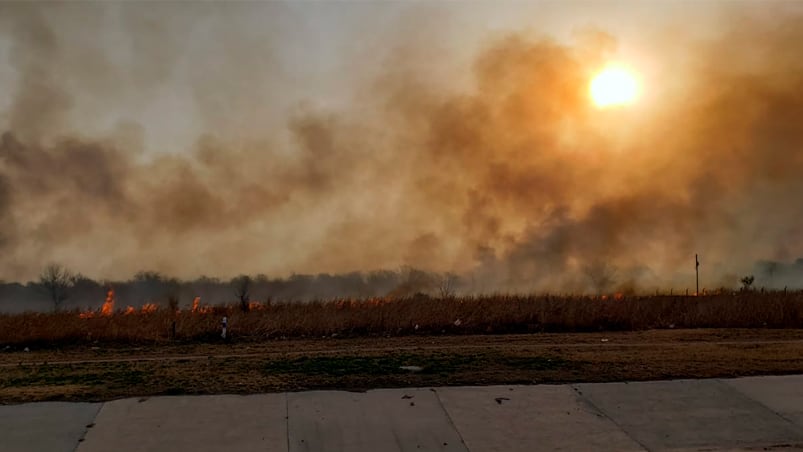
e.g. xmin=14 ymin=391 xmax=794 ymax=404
xmin=0 ymin=1 xmax=743 ymax=153
xmin=1 ymin=1 xmax=802 ymax=291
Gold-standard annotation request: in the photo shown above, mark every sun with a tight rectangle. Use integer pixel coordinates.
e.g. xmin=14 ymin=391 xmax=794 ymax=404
xmin=590 ymin=66 xmax=638 ymax=108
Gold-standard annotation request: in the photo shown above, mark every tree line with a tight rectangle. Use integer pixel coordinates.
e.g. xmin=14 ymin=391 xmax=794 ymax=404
xmin=0 ymin=265 xmax=462 ymax=313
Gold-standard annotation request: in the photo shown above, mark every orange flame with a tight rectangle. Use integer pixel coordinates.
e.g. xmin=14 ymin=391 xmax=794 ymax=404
xmin=189 ymin=297 xmax=212 ymax=314
xmin=141 ymin=303 xmax=158 ymax=314
xmin=123 ymin=306 xmax=135 ymax=315
xmin=78 ymin=311 xmax=95 ymax=319
xmin=101 ymin=288 xmax=115 ymax=316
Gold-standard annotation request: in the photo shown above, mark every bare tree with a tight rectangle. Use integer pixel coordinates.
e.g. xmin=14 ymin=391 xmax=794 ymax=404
xmin=39 ymin=264 xmax=74 ymax=311
xmin=231 ymin=275 xmax=251 ymax=312
xmin=439 ymin=273 xmax=459 ymax=298
xmin=740 ymin=275 xmax=755 ymax=291
xmin=583 ymin=260 xmax=617 ymax=295
xmin=388 ymin=266 xmax=437 ymax=298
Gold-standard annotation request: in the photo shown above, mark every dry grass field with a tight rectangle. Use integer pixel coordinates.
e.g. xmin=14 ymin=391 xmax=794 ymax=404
xmin=3 ymin=292 xmax=802 ymax=404
xmin=2 ymin=292 xmax=802 ymax=346
xmin=2 ymin=329 xmax=803 ymax=404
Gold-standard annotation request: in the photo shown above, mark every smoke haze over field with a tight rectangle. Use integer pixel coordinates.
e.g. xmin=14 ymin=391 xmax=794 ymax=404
xmin=1 ymin=2 xmax=802 ymax=293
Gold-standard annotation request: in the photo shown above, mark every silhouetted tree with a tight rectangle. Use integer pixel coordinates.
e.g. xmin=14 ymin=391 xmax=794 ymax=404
xmin=39 ymin=264 xmax=74 ymax=311
xmin=231 ymin=275 xmax=251 ymax=312
xmin=389 ymin=267 xmax=437 ymax=298
xmin=439 ymin=273 xmax=459 ymax=298
xmin=740 ymin=275 xmax=755 ymax=291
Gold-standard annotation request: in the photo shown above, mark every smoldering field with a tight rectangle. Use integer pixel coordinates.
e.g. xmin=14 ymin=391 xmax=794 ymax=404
xmin=1 ymin=2 xmax=803 ymax=312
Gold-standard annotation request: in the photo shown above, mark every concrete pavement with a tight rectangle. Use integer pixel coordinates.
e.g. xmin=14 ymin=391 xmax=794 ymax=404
xmin=2 ymin=376 xmax=803 ymax=451
xmin=0 ymin=402 xmax=100 ymax=452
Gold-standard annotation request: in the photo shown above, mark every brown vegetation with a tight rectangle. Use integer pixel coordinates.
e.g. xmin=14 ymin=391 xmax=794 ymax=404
xmin=3 ymin=330 xmax=803 ymax=404
xmin=2 ymin=292 xmax=802 ymax=346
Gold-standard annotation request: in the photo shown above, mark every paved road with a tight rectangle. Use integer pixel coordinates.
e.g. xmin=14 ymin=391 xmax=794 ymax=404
xmin=2 ymin=376 xmax=803 ymax=451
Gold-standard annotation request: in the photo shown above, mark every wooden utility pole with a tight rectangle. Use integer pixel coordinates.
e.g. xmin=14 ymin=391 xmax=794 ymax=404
xmin=695 ymin=254 xmax=700 ymax=296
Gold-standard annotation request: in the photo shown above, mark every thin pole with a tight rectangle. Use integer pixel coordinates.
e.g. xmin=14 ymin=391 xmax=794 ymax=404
xmin=695 ymin=254 xmax=700 ymax=296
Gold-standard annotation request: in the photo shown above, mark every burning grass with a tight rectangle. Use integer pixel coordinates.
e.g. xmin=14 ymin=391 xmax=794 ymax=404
xmin=2 ymin=292 xmax=803 ymax=346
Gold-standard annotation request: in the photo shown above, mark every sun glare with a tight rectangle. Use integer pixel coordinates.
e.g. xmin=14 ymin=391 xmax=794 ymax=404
xmin=590 ymin=67 xmax=638 ymax=108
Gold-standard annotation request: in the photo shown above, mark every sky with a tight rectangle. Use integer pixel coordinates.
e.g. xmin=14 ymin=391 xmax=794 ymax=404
xmin=0 ymin=1 xmax=802 ymax=292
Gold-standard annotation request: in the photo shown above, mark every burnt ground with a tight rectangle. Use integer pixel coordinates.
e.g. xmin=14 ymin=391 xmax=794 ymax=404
xmin=2 ymin=329 xmax=803 ymax=404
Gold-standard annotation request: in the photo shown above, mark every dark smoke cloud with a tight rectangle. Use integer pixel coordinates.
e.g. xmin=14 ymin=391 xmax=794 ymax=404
xmin=0 ymin=2 xmax=802 ymax=295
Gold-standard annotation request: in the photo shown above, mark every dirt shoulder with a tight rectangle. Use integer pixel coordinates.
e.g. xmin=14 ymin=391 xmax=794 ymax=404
xmin=2 ymin=329 xmax=803 ymax=404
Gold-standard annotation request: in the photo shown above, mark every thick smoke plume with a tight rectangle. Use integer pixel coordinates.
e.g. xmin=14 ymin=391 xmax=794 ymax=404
xmin=1 ymin=3 xmax=802 ymax=297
